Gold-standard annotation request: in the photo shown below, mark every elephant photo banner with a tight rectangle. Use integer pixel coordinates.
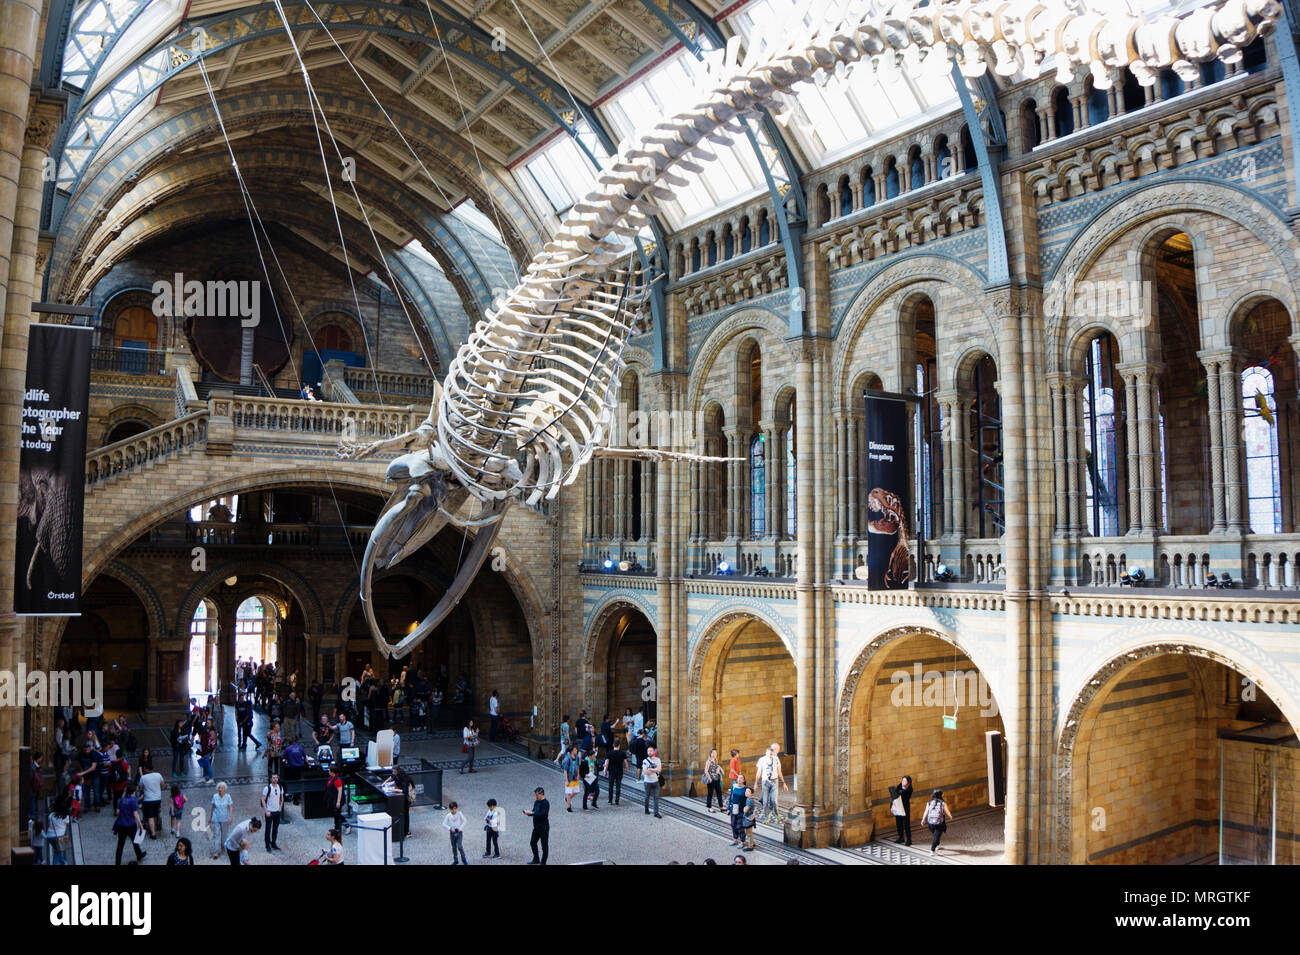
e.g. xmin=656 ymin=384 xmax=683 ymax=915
xmin=863 ymin=392 xmax=910 ymax=590
xmin=15 ymin=324 xmax=92 ymax=616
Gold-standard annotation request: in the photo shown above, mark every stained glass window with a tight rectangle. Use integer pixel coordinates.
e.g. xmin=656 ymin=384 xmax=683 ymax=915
xmin=1242 ymin=365 xmax=1281 ymax=533
xmin=750 ymin=434 xmax=766 ymax=539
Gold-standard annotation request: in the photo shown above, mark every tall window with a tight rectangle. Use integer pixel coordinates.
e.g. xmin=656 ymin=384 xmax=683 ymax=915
xmin=1242 ymin=365 xmax=1282 ymax=533
xmin=914 ymin=301 xmax=941 ymax=538
xmin=236 ymin=596 xmax=274 ymax=663
xmin=1083 ymin=335 xmax=1121 ymax=536
xmin=750 ymin=435 xmax=766 ymax=539
xmin=971 ymin=355 xmax=1004 ymax=537
xmin=188 ymin=602 xmax=209 ymax=700
xmin=785 ymin=408 xmax=796 ymax=538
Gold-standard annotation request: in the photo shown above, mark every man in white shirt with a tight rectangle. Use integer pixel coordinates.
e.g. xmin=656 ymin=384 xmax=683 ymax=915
xmin=137 ymin=768 xmax=164 ymax=838
xmin=639 ymin=746 xmax=663 ymax=818
xmin=755 ymin=743 xmax=789 ymax=824
xmin=261 ymin=772 xmax=285 ymax=852
xmin=442 ymin=801 xmax=468 ymax=865
xmin=223 ymin=816 xmax=261 ymax=865
xmin=488 ymin=690 xmax=501 ymax=741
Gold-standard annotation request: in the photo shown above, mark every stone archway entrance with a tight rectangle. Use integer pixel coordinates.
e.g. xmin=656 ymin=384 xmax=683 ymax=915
xmin=1060 ymin=646 xmax=1299 ymax=865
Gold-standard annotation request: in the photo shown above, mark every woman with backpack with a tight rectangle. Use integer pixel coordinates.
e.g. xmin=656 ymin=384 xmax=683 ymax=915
xmin=923 ymin=789 xmax=954 ymax=855
xmin=702 ymin=748 xmax=724 ymax=812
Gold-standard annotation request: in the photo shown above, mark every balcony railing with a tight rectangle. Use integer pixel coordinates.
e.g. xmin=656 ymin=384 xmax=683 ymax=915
xmin=148 ymin=522 xmax=373 ymax=548
xmin=91 ymin=345 xmax=166 ymax=376
xmin=1074 ymin=534 xmax=1300 ymax=592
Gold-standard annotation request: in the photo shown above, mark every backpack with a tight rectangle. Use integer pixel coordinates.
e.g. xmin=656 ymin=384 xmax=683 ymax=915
xmin=110 ymin=761 xmax=127 ymax=786
xmin=925 ymin=799 xmax=945 ymax=826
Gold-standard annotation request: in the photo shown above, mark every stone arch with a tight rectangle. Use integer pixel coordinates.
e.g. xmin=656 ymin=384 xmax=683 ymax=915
xmin=328 ymin=538 xmax=549 ymax=674
xmin=832 ymin=254 xmax=996 ymax=403
xmin=686 ymin=603 xmax=798 ymax=778
xmin=96 ymin=560 xmax=168 ymax=639
xmin=83 ymin=466 xmax=392 ymax=585
xmin=98 ymin=285 xmax=171 ymax=351
xmin=1224 ymin=289 xmax=1297 ymax=346
xmin=173 ymin=560 xmax=328 ymax=642
xmin=99 ymin=404 xmax=162 ymax=447
xmin=1064 ymin=321 xmax=1127 ymax=378
xmin=1054 ymin=635 xmax=1300 ymax=864
xmin=302 ymin=304 xmax=369 ymax=355
xmin=686 ymin=306 xmax=790 ymax=415
xmin=1044 ymin=179 xmax=1300 ymax=371
xmin=834 ymin=623 xmax=1007 ymax=838
xmin=581 ymin=591 xmax=659 ymax=718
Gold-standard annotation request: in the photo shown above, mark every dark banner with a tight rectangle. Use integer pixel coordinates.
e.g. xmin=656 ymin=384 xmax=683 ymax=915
xmin=864 ymin=393 xmax=910 ymax=589
xmin=16 ymin=324 xmax=92 ymax=616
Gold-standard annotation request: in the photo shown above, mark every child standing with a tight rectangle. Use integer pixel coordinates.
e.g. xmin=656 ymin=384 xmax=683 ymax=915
xmin=483 ymin=799 xmax=503 ymax=859
xmin=169 ymin=784 xmax=185 ymax=837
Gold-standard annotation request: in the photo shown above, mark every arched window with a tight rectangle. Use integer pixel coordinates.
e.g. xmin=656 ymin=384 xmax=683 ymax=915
xmin=861 ymin=167 xmax=875 ymax=208
xmin=1200 ymin=59 xmax=1226 ymax=86
xmin=960 ymin=126 xmax=978 ymax=170
xmin=690 ymin=238 xmax=701 ymax=272
xmin=1242 ymin=365 xmax=1282 ymax=534
xmin=758 ymin=210 xmax=770 ymax=246
xmin=739 ymin=216 xmax=752 ymax=254
xmin=1053 ymin=86 xmax=1074 ymax=138
xmin=236 ymin=596 xmax=273 ymax=663
xmin=750 ymin=434 xmax=766 ymax=539
xmin=1021 ymin=100 xmax=1041 ymax=150
xmin=838 ymin=175 xmax=853 ymax=217
xmin=706 ymin=231 xmax=717 ymax=267
xmin=909 ymin=149 xmax=925 ymax=191
xmin=1121 ymin=71 xmax=1144 ymax=114
xmin=188 ymin=602 xmax=210 ymax=700
xmin=1160 ymin=69 xmax=1184 ymax=100
xmin=1086 ymin=78 xmax=1109 ymax=126
xmin=1083 ymin=334 xmax=1121 ymax=536
xmin=317 ymin=323 xmax=352 ymax=352
xmin=722 ymin=224 xmax=734 ymax=260
xmin=884 ymin=158 xmax=900 ymax=199
xmin=935 ymin=136 xmax=952 ymax=177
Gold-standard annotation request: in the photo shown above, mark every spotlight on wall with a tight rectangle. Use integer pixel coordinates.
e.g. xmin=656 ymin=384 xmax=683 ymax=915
xmin=224 ymin=576 xmax=238 ymax=587
xmin=934 ymin=563 xmax=954 ymax=582
xmin=618 ymin=560 xmax=631 ymax=572
xmin=603 ymin=558 xmax=615 ymax=571
xmin=1120 ymin=567 xmax=1145 ymax=586
xmin=716 ymin=561 xmax=731 ymax=575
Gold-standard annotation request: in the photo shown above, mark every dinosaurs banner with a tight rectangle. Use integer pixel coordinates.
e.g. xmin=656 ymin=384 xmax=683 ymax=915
xmin=15 ymin=324 xmax=92 ymax=616
xmin=864 ymin=393 xmax=911 ymax=590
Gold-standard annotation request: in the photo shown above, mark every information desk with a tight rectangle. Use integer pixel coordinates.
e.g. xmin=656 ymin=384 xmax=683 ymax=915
xmin=283 ymin=757 xmax=366 ymax=820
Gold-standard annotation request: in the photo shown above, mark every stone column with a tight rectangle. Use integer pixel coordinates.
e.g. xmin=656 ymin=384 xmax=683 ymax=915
xmin=936 ymin=390 xmax=961 ymax=538
xmin=1045 ymin=377 xmax=1070 ymax=536
xmin=612 ymin=455 xmax=627 ymax=542
xmin=1218 ymin=353 xmax=1247 ymax=532
xmin=846 ymin=412 xmax=860 ymax=543
xmin=1116 ymin=364 xmax=1142 ymax=534
xmin=0 ymin=85 xmax=61 ymax=862
xmin=951 ymin=392 xmax=971 ymax=539
xmin=1199 ymin=351 xmax=1227 ymax=533
xmin=1136 ymin=366 xmax=1161 ymax=533
xmin=724 ymin=426 xmax=744 ymax=539
xmin=760 ymin=420 xmax=777 ymax=539
xmin=1064 ymin=379 xmax=1085 ymax=535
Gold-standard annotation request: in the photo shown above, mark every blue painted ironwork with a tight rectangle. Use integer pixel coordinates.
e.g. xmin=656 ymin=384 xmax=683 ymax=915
xmin=951 ymin=63 xmax=1008 ymax=287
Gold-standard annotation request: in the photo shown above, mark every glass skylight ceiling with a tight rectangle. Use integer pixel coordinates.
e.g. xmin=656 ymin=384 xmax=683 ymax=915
xmin=731 ymin=0 xmax=958 ymax=167
xmin=602 ymin=50 xmax=768 ymax=228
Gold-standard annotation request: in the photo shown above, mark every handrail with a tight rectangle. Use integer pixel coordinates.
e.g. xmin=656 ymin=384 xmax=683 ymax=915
xmin=85 ymin=411 xmax=208 ymax=489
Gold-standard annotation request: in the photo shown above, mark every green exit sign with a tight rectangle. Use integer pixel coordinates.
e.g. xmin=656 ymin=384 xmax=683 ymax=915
xmin=942 ymin=715 xmax=957 ymax=730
